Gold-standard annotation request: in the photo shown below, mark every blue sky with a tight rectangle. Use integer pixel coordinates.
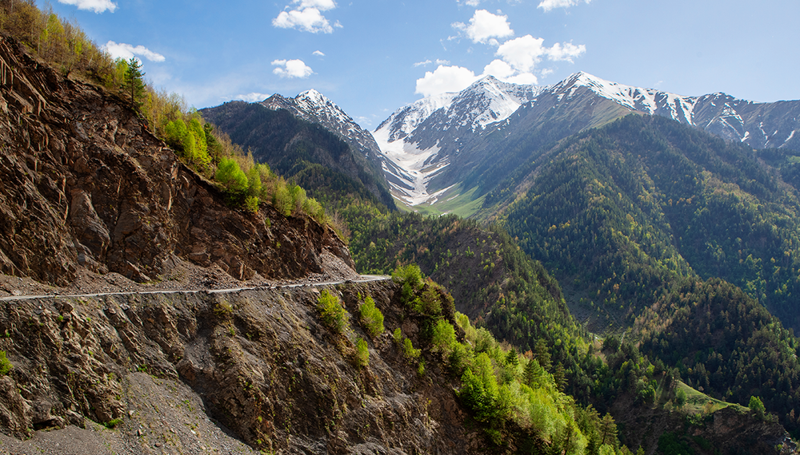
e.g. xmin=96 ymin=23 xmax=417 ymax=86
xmin=41 ymin=0 xmax=800 ymax=129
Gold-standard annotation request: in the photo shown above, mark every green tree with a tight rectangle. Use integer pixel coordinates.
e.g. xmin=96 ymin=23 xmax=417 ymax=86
xmin=749 ymin=396 xmax=765 ymax=419
xmin=122 ymin=57 xmax=145 ymax=109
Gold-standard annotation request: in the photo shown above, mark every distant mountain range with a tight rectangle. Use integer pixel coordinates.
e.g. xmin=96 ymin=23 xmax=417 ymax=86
xmin=373 ymin=72 xmax=800 ymax=213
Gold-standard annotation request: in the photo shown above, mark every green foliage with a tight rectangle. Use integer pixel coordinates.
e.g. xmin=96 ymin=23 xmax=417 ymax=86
xmin=355 ymin=337 xmax=369 ymax=368
xmin=402 ymin=337 xmax=420 ymax=359
xmin=639 ymin=278 xmax=800 ymax=433
xmin=245 ymin=196 xmax=260 ymax=214
xmin=215 ymin=157 xmax=249 ymax=194
xmin=317 ymin=290 xmax=348 ymax=334
xmin=431 ymin=319 xmax=457 ymax=356
xmin=749 ymin=396 xmax=765 ymax=418
xmin=122 ymin=57 xmax=145 ymax=108
xmin=0 ymin=351 xmax=12 ymax=375
xmin=657 ymin=432 xmax=694 ymax=455
xmin=104 ymin=418 xmax=123 ymax=429
xmin=675 ymin=388 xmax=687 ymax=408
xmin=358 ymin=296 xmax=385 ymax=338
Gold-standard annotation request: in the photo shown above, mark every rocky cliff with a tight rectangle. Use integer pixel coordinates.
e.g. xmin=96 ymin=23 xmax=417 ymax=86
xmin=0 ymin=281 xmax=483 ymax=454
xmin=0 ymin=35 xmax=354 ymax=290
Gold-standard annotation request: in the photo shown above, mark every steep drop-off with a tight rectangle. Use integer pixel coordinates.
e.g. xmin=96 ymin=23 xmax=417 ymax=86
xmin=0 ymin=281 xmax=484 ymax=454
xmin=0 ymin=35 xmax=354 ymax=288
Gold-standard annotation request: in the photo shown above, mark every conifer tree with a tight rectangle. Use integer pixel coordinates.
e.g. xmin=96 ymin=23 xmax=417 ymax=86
xmin=123 ymin=57 xmax=145 ymax=109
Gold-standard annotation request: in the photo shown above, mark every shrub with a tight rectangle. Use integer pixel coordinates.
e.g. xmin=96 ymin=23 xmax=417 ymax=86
xmin=359 ymin=296 xmax=385 ymax=338
xmin=402 ymin=337 xmax=421 ymax=359
xmin=317 ymin=290 xmax=348 ymax=333
xmin=0 ymin=351 xmax=11 ymax=375
xmin=675 ymin=388 xmax=686 ymax=408
xmin=215 ymin=157 xmax=248 ymax=194
xmin=749 ymin=396 xmax=765 ymax=418
xmin=355 ymin=337 xmax=369 ymax=368
xmin=431 ymin=319 xmax=457 ymax=355
xmin=245 ymin=196 xmax=260 ymax=214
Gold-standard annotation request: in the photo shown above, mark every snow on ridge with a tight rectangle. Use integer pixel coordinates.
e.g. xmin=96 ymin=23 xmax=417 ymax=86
xmin=373 ymin=124 xmax=451 ymax=206
xmin=565 ymin=72 xmax=698 ymax=124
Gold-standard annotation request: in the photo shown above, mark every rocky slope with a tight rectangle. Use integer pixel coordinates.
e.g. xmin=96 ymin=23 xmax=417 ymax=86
xmin=0 ymin=35 xmax=354 ymax=289
xmin=0 ymin=280 xmax=483 ymax=454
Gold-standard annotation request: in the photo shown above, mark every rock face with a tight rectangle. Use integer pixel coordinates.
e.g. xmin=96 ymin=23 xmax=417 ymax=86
xmin=0 ymin=281 xmax=482 ymax=454
xmin=0 ymin=36 xmax=354 ymax=287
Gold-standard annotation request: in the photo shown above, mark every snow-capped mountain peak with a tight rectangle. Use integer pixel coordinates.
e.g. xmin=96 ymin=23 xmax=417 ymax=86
xmin=556 ymin=71 xmax=697 ymax=124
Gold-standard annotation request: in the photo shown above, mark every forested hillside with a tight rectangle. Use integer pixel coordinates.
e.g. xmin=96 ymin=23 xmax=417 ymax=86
xmin=200 ymin=101 xmax=396 ymax=212
xmin=500 ymin=114 xmax=800 ymax=331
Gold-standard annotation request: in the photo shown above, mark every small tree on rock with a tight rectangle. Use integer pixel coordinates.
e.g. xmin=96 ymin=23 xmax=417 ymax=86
xmin=122 ymin=57 xmax=145 ymax=109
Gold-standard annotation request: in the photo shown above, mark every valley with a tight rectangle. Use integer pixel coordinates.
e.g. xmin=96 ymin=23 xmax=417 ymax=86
xmin=0 ymin=1 xmax=799 ymax=454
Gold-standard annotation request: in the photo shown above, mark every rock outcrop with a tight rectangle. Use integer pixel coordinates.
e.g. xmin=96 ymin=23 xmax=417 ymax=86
xmin=0 ymin=35 xmax=354 ymax=288
xmin=0 ymin=281 xmax=483 ymax=454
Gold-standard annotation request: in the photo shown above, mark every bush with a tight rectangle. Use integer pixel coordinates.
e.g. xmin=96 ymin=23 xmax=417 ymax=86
xmin=402 ymin=337 xmax=421 ymax=359
xmin=0 ymin=351 xmax=11 ymax=375
xmin=749 ymin=396 xmax=765 ymax=418
xmin=431 ymin=319 xmax=457 ymax=355
xmin=245 ymin=196 xmax=260 ymax=214
xmin=355 ymin=337 xmax=369 ymax=368
xmin=317 ymin=290 xmax=348 ymax=333
xmin=675 ymin=388 xmax=686 ymax=408
xmin=359 ymin=296 xmax=385 ymax=338
xmin=215 ymin=157 xmax=248 ymax=194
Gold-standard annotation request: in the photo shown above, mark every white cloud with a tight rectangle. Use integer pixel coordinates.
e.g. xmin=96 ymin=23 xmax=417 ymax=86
xmin=272 ymin=59 xmax=314 ymax=79
xmin=546 ymin=42 xmax=586 ymax=62
xmin=415 ymin=65 xmax=480 ymax=97
xmin=457 ymin=0 xmax=482 ymax=5
xmin=452 ymin=9 xmax=514 ymax=45
xmin=414 ymin=60 xmax=432 ymax=67
xmin=313 ymin=50 xmax=325 ymax=57
xmin=538 ymin=0 xmax=591 ymax=12
xmin=482 ymin=59 xmax=515 ymax=80
xmin=273 ymin=8 xmax=338 ymax=33
xmin=494 ymin=35 xmax=586 ymax=73
xmin=274 ymin=0 xmax=340 ymax=33
xmin=292 ymin=0 xmax=336 ymax=11
xmin=496 ymin=35 xmax=546 ymax=73
xmin=57 ymin=0 xmax=116 ymax=13
xmin=102 ymin=41 xmax=165 ymax=62
xmin=436 ymin=59 xmax=451 ymax=65
xmin=237 ymin=93 xmax=271 ymax=103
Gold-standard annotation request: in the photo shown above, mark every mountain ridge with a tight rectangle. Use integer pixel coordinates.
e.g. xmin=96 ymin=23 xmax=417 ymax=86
xmin=374 ymin=71 xmax=800 ymax=211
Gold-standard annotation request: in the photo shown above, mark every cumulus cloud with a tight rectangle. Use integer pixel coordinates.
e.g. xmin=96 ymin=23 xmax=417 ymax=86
xmin=273 ymin=8 xmax=338 ymax=33
xmin=452 ymin=9 xmax=514 ymax=45
xmin=495 ymin=35 xmax=585 ymax=73
xmin=415 ymin=65 xmax=480 ymax=97
xmin=292 ymin=0 xmax=336 ymax=10
xmin=538 ymin=0 xmax=591 ymax=12
xmin=102 ymin=41 xmax=165 ymax=62
xmin=57 ymin=0 xmax=116 ymax=13
xmin=546 ymin=42 xmax=586 ymax=62
xmin=415 ymin=36 xmax=585 ymax=95
xmin=313 ymin=50 xmax=325 ymax=57
xmin=237 ymin=93 xmax=271 ymax=103
xmin=272 ymin=59 xmax=314 ymax=78
xmin=274 ymin=0 xmax=340 ymax=33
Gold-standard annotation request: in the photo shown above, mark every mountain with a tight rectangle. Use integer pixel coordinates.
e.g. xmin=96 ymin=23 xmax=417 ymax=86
xmin=201 ymin=96 xmax=397 ymax=211
xmin=262 ymin=89 xmax=385 ymax=167
xmin=374 ymin=76 xmax=544 ymax=209
xmin=375 ymin=72 xmax=800 ymax=216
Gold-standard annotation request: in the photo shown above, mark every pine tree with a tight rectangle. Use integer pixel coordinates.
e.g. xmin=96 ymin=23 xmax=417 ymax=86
xmin=123 ymin=57 xmax=145 ymax=109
